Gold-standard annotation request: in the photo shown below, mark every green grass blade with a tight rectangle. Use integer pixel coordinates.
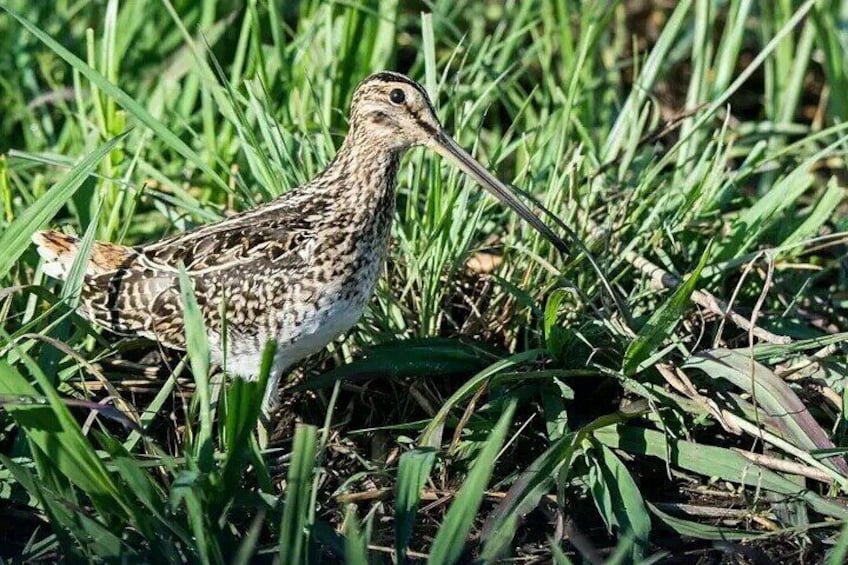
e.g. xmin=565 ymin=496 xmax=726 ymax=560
xmin=427 ymin=400 xmax=516 ymax=565
xmin=232 ymin=510 xmax=267 ymax=565
xmin=587 ymin=444 xmax=650 ymax=561
xmin=177 ymin=264 xmax=213 ymax=469
xmin=827 ymin=520 xmax=848 ymax=565
xmin=60 ymin=197 xmax=102 ymax=306
xmin=595 ymin=425 xmax=848 ymax=519
xmin=395 ymin=448 xmax=437 ymax=563
xmin=295 ymin=337 xmax=500 ymax=392
xmin=279 ymin=423 xmax=318 ymax=565
xmin=1 ymin=5 xmax=229 ymax=193
xmin=343 ymin=506 xmax=370 ymax=565
xmin=480 ymin=408 xmax=648 ymax=561
xmin=420 ymin=349 xmax=546 ymax=448
xmin=220 ymin=340 xmax=275 ymax=489
xmin=0 ymin=359 xmax=128 ymax=515
xmin=647 ymin=502 xmax=756 ymax=541
xmin=623 ymin=242 xmax=711 ymax=375
xmin=232 ymin=510 xmax=265 ymax=565
xmin=782 ymin=177 xmax=844 ymax=248
xmin=684 ymin=349 xmax=848 ymax=476
xmin=550 ymin=538 xmax=575 ymax=565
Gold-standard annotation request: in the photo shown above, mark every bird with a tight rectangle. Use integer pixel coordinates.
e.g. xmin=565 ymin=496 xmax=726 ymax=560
xmin=32 ymin=71 xmax=568 ymax=413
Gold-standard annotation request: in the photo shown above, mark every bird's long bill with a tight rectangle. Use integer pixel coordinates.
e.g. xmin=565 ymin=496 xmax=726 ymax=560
xmin=429 ymin=131 xmax=569 ymax=255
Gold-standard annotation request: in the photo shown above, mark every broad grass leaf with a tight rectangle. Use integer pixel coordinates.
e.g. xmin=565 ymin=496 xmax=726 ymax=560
xmin=293 ymin=337 xmax=501 ymax=392
xmin=751 ymin=332 xmax=848 ymax=362
xmin=588 ymin=444 xmax=650 ymax=561
xmin=594 ymin=424 xmax=848 ymax=519
xmin=480 ymin=407 xmax=645 ymax=561
xmin=544 ymin=288 xmax=574 ymax=357
xmin=648 ymin=502 xmax=757 ymax=541
xmin=717 ymin=169 xmax=813 ymax=260
xmin=180 ymin=476 xmax=216 ymax=565
xmin=684 ymin=348 xmax=848 ymax=475
xmin=96 ymin=432 xmax=193 ymax=555
xmin=0 ymin=453 xmax=86 ymax=557
xmin=0 ymin=360 xmax=128 ymax=513
xmin=480 ymin=431 xmax=578 ymax=561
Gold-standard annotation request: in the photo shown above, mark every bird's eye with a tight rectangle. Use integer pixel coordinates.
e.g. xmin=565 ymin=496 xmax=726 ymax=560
xmin=389 ymin=88 xmax=406 ymax=105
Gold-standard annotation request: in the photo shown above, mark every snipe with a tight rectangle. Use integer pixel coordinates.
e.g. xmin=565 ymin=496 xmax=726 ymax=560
xmin=33 ymin=71 xmax=567 ymax=411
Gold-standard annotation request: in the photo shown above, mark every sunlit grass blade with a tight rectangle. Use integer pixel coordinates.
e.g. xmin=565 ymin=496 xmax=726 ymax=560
xmin=60 ymin=197 xmax=102 ymax=305
xmin=220 ymin=340 xmax=275 ymax=489
xmin=602 ymin=0 xmax=693 ymax=160
xmin=177 ymin=264 xmax=213 ymax=468
xmin=622 ymin=242 xmax=711 ymax=375
xmin=279 ymin=423 xmax=318 ymax=565
xmin=0 ymin=453 xmax=86 ymax=557
xmin=427 ymin=400 xmax=516 ymax=565
xmin=1 ymin=5 xmax=229 ymax=193
xmin=0 ymin=357 xmax=132 ymax=516
xmin=0 ymin=133 xmax=125 ymax=278
xmin=343 ymin=506 xmax=370 ymax=565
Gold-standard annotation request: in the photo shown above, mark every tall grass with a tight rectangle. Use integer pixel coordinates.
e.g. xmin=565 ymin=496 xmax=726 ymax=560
xmin=1 ymin=0 xmax=848 ymax=562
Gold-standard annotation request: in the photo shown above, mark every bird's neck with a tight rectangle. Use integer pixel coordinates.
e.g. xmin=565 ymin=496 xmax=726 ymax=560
xmin=315 ymin=132 xmax=401 ymax=222
xmin=296 ymin=132 xmax=402 ymax=269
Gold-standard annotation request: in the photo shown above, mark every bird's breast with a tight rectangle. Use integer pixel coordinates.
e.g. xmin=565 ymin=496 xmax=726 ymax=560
xmin=210 ymin=180 xmax=396 ymax=378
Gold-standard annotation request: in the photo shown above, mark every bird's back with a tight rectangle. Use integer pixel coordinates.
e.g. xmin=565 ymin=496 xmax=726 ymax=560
xmin=33 ymin=193 xmax=313 ymax=347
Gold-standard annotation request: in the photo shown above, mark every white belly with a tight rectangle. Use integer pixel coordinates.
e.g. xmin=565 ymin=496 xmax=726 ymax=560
xmin=273 ymin=298 xmax=365 ymax=369
xmin=209 ymin=301 xmax=364 ymax=378
xmin=207 ymin=239 xmax=387 ymax=410
xmin=205 ymin=273 xmax=373 ymax=412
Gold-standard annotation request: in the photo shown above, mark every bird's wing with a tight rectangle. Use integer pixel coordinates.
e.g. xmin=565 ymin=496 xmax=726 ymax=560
xmin=65 ymin=205 xmax=316 ymax=349
xmin=139 ymin=202 xmax=314 ymax=274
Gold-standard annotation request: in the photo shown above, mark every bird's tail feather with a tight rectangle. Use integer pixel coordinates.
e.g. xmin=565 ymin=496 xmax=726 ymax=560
xmin=32 ymin=230 xmax=134 ymax=280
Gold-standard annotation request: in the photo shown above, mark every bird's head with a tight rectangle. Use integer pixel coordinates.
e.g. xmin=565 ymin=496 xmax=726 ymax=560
xmin=348 ymin=71 xmax=569 ymax=255
xmin=349 ymin=71 xmax=442 ymax=151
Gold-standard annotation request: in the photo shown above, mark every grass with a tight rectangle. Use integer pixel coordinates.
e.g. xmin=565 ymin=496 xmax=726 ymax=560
xmin=1 ymin=0 xmax=848 ymax=562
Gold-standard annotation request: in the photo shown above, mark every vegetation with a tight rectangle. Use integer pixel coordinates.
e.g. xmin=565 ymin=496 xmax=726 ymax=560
xmin=2 ymin=0 xmax=848 ymax=562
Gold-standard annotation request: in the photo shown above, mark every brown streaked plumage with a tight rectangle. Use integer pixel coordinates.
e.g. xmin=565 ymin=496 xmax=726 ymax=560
xmin=33 ymin=71 xmax=567 ymax=411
